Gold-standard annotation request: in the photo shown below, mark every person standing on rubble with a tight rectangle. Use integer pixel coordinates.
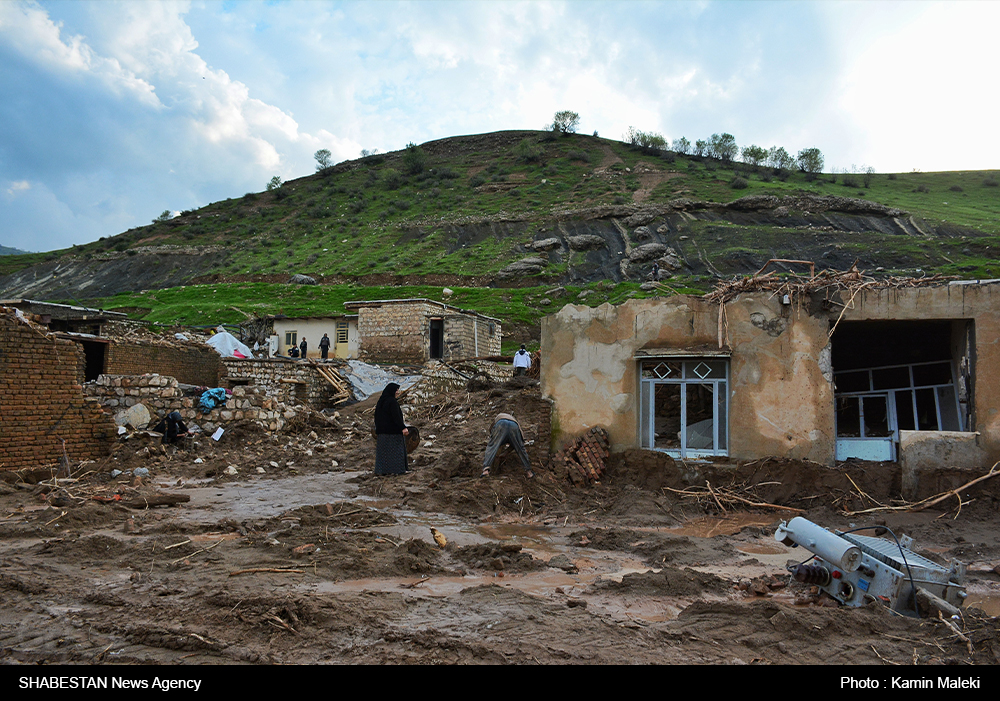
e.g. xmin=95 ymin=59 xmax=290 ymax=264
xmin=373 ymin=383 xmax=410 ymax=475
xmin=481 ymin=413 xmax=534 ymax=479
xmin=299 ymin=337 xmax=308 ymax=359
xmin=513 ymin=344 xmax=531 ymax=376
xmin=319 ymin=333 xmax=331 ymax=360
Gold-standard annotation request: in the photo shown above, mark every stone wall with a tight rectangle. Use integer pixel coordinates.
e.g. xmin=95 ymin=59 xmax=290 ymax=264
xmin=0 ymin=309 xmax=115 ymax=472
xmin=406 ymin=361 xmax=515 ymax=404
xmin=221 ymin=357 xmax=348 ymax=409
xmin=84 ymin=373 xmax=302 ymax=433
xmin=356 ymin=300 xmax=437 ymax=364
xmin=106 ymin=339 xmax=224 ymax=387
xmin=442 ymin=314 xmax=502 ymax=359
xmin=354 ymin=301 xmax=502 ymax=365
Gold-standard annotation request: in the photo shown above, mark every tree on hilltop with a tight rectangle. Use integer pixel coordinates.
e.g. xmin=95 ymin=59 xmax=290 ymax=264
xmin=549 ymin=110 xmax=580 ymax=134
xmin=797 ymin=147 xmax=825 ymax=176
xmin=740 ymin=145 xmax=767 ymax=168
xmin=314 ymin=149 xmax=333 ymax=171
xmin=708 ymin=133 xmax=738 ymax=162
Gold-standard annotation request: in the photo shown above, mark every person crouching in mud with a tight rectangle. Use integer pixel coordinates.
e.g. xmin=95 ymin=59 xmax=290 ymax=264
xmin=373 ymin=383 xmax=409 ymax=475
xmin=481 ymin=412 xmax=534 ymax=479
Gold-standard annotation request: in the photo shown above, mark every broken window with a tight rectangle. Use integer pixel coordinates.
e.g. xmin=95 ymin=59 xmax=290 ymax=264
xmin=639 ymin=359 xmax=728 ymax=458
xmin=831 ymin=320 xmax=971 ymax=461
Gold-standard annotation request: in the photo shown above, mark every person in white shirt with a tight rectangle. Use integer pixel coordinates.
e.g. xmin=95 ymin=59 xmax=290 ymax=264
xmin=513 ymin=344 xmax=531 ymax=376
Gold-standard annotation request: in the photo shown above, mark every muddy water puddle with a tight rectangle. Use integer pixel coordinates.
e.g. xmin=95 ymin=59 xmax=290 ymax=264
xmin=152 ymin=471 xmax=358 ymax=522
xmin=665 ymin=513 xmax=781 ymax=538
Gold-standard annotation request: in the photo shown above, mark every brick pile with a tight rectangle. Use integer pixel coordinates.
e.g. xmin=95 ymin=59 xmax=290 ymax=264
xmin=556 ymin=427 xmax=611 ymax=485
xmin=0 ymin=308 xmax=115 ymax=472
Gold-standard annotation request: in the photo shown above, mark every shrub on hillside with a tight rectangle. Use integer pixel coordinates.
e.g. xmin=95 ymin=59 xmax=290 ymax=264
xmin=915 ymin=184 xmax=930 ymax=193
xmin=469 ymin=173 xmax=487 ymax=187
xmin=515 ymin=139 xmax=543 ymax=163
xmin=730 ymin=176 xmax=749 ymax=190
xmin=984 ymin=178 xmax=998 ymax=187
xmin=949 ymin=185 xmax=964 ymax=192
xmin=403 ymin=142 xmax=427 ymax=175
xmin=381 ymin=168 xmax=402 ymax=190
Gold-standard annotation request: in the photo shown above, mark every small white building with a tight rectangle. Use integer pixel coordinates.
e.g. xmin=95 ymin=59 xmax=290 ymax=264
xmin=271 ymin=314 xmax=359 ymax=359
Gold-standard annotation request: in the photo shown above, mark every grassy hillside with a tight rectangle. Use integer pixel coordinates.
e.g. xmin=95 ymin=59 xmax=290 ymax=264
xmin=4 ymin=130 xmax=1000 ymax=328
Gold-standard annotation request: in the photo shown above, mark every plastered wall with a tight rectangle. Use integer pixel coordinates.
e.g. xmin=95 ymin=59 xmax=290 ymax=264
xmin=541 ymin=284 xmax=1000 ymax=466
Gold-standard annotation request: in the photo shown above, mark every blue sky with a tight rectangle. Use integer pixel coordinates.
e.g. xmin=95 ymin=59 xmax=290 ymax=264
xmin=1 ymin=0 xmax=997 ymax=252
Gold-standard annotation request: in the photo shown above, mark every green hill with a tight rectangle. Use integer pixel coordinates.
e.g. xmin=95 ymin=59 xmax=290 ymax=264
xmin=2 ymin=130 xmax=999 ymax=338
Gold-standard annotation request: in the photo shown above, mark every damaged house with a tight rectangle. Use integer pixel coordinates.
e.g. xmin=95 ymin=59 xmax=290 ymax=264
xmin=541 ymin=274 xmax=1000 ymax=483
xmin=344 ymin=298 xmax=501 ymax=365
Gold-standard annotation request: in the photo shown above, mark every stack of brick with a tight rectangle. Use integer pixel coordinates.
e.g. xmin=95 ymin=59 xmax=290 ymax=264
xmin=84 ymin=373 xmax=303 ymax=433
xmin=0 ymin=308 xmax=115 ymax=472
xmin=556 ymin=427 xmax=610 ymax=486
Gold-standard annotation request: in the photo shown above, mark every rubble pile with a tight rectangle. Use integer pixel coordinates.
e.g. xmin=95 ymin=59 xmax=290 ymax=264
xmin=84 ymin=373 xmax=323 ymax=434
xmin=555 ymin=427 xmax=610 ymax=485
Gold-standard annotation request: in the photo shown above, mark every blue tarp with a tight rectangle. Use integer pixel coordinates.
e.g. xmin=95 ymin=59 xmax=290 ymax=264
xmin=199 ymin=388 xmax=229 ymax=414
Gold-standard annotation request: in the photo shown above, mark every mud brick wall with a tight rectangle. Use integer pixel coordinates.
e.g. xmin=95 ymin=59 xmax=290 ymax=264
xmin=442 ymin=314 xmax=502 ymax=359
xmin=85 ymin=374 xmax=304 ymax=433
xmin=356 ymin=301 xmax=439 ymax=364
xmin=106 ymin=340 xmax=224 ymax=387
xmin=221 ymin=357 xmax=347 ymax=409
xmin=0 ymin=311 xmax=115 ymax=472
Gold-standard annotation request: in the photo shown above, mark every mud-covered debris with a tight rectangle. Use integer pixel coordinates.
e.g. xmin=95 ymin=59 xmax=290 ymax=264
xmin=548 ymin=554 xmax=578 ymax=573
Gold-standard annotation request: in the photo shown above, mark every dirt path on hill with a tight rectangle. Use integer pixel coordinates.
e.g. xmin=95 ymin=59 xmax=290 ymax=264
xmin=2 ymin=383 xmax=1000 ymax=666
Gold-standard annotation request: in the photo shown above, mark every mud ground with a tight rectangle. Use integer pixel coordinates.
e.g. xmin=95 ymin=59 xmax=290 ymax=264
xmin=2 ymin=383 xmax=1000 ymax=666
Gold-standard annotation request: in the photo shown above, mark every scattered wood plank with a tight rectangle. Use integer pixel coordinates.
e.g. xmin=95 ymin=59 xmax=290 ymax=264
xmin=120 ymin=494 xmax=191 ymax=509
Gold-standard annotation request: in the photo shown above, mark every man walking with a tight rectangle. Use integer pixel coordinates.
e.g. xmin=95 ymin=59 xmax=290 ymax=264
xmin=319 ymin=333 xmax=331 ymax=360
xmin=513 ymin=344 xmax=531 ymax=376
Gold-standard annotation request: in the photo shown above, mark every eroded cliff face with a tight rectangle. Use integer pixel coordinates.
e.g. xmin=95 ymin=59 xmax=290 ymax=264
xmin=0 ymin=248 xmax=229 ymax=300
xmin=2 ymin=194 xmax=972 ymax=300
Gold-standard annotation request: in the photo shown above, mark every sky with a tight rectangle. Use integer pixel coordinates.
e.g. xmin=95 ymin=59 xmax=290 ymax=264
xmin=1 ymin=0 xmax=997 ymax=253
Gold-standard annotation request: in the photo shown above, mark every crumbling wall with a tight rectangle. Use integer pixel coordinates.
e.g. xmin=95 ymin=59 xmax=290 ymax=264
xmin=221 ymin=357 xmax=346 ymax=408
xmin=407 ymin=361 xmax=515 ymax=404
xmin=106 ymin=339 xmax=224 ymax=387
xmin=84 ymin=374 xmax=303 ymax=433
xmin=0 ymin=309 xmax=115 ymax=472
xmin=841 ymin=283 xmax=1000 ymax=462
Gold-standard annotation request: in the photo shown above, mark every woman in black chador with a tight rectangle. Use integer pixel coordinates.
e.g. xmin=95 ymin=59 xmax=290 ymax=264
xmin=373 ymin=383 xmax=409 ymax=475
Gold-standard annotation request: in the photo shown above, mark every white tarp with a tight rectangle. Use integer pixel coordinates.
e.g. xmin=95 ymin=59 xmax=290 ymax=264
xmin=341 ymin=360 xmax=420 ymax=401
xmin=206 ymin=329 xmax=254 ymax=359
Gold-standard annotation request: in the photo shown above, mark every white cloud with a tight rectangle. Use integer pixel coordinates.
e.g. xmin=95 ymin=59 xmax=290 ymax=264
xmin=5 ymin=180 xmax=31 ymax=197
